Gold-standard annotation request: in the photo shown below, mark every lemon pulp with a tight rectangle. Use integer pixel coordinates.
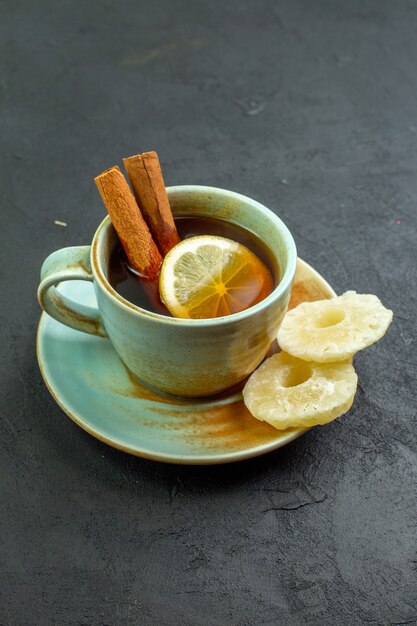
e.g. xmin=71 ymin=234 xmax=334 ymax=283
xmin=159 ymin=235 xmax=274 ymax=319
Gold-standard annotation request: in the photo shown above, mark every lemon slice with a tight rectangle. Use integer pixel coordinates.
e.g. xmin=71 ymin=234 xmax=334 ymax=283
xmin=159 ymin=235 xmax=273 ymax=319
xmin=243 ymin=351 xmax=358 ymax=430
xmin=277 ymin=291 xmax=393 ymax=362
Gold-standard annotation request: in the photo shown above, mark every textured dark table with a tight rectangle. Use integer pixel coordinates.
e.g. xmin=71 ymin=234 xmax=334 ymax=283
xmin=1 ymin=1 xmax=416 ymax=624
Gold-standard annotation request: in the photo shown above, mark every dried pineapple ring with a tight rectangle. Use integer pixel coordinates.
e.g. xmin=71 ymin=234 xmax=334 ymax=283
xmin=243 ymin=352 xmax=357 ymax=430
xmin=277 ymin=291 xmax=393 ymax=363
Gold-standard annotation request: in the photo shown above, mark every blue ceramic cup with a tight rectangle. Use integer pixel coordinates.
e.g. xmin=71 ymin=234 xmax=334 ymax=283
xmin=38 ymin=186 xmax=296 ymax=397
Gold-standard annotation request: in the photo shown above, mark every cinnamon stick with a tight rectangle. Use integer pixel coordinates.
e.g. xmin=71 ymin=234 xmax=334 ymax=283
xmin=94 ymin=166 xmax=162 ymax=280
xmin=123 ymin=151 xmax=180 ymax=256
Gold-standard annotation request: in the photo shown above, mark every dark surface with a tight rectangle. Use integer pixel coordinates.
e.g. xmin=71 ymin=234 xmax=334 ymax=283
xmin=1 ymin=1 xmax=416 ymax=624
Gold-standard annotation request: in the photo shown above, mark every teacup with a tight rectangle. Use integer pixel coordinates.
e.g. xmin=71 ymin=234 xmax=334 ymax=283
xmin=38 ymin=186 xmax=296 ymax=397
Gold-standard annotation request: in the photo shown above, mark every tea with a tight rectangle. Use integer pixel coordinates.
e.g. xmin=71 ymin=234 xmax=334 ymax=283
xmin=108 ymin=215 xmax=279 ymax=315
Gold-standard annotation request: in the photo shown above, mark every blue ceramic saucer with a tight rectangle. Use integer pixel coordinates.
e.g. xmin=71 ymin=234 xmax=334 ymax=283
xmin=36 ymin=259 xmax=335 ymax=465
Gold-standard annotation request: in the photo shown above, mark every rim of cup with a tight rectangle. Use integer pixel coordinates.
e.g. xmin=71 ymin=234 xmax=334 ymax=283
xmin=92 ymin=185 xmax=297 ymax=327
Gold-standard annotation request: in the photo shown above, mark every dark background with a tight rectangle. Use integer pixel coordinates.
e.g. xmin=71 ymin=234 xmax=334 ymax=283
xmin=1 ymin=1 xmax=416 ymax=624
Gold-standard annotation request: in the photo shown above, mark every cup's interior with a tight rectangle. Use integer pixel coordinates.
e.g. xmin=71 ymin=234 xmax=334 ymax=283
xmin=98 ymin=223 xmax=118 ymax=283
xmin=96 ymin=186 xmax=296 ymax=306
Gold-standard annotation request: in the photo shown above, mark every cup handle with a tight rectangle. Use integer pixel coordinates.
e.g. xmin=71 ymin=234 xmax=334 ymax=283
xmin=37 ymin=246 xmax=107 ymax=337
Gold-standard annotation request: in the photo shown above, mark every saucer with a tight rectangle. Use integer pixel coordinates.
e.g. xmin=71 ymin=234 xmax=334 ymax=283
xmin=37 ymin=259 xmax=335 ymax=465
